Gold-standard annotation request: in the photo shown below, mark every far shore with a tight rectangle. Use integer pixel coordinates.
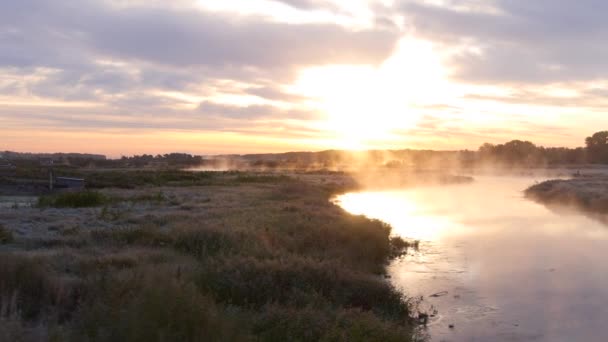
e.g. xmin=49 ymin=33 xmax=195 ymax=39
xmin=525 ymin=174 xmax=608 ymax=219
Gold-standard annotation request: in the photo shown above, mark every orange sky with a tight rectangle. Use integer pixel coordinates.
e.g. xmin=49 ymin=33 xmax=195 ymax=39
xmin=1 ymin=0 xmax=607 ymax=156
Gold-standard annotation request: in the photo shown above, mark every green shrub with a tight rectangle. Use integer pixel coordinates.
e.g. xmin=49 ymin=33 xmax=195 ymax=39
xmin=38 ymin=191 xmax=108 ymax=208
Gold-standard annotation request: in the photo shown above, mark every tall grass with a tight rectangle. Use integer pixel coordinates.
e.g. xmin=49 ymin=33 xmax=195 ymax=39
xmin=71 ymin=272 xmax=248 ymax=342
xmin=38 ymin=191 xmax=108 ymax=208
xmin=0 ymin=174 xmax=417 ymax=341
xmin=0 ymin=254 xmax=79 ymax=321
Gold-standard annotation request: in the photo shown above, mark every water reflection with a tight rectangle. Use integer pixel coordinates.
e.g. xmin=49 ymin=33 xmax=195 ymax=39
xmin=335 ymin=190 xmax=460 ymax=241
xmin=336 ymin=176 xmax=608 ymax=342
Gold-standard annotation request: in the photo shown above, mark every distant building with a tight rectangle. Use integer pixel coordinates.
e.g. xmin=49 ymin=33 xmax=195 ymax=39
xmin=55 ymin=177 xmax=85 ymax=190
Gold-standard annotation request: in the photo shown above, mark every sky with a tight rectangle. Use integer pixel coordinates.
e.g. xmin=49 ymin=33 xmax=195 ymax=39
xmin=2 ymin=0 xmax=608 ymax=156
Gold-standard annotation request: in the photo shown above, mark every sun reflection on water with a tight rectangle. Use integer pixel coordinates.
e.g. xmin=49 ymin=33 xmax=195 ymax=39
xmin=334 ymin=191 xmax=460 ymax=241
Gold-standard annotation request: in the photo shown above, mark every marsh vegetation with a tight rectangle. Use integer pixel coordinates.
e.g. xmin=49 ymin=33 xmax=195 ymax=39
xmin=0 ymin=171 xmax=419 ymax=341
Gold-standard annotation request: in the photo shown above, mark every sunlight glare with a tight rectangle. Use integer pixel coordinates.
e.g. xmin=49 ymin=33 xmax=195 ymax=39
xmin=293 ymin=38 xmax=454 ymax=149
xmin=335 ymin=191 xmax=458 ymax=241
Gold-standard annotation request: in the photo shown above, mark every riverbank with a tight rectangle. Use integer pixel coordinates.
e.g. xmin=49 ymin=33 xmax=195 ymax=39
xmin=525 ymin=176 xmax=608 ymax=218
xmin=0 ymin=171 xmax=422 ymax=341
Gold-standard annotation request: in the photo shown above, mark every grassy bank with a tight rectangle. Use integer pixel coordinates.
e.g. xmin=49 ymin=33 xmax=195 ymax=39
xmin=525 ymin=176 xmax=608 ymax=215
xmin=0 ymin=172 xmax=418 ymax=341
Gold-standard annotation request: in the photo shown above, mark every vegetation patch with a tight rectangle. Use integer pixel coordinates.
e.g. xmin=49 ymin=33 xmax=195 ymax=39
xmin=0 ymin=224 xmax=13 ymax=244
xmin=91 ymin=227 xmax=172 ymax=247
xmin=38 ymin=191 xmax=108 ymax=208
xmin=0 ymin=174 xmax=418 ymax=341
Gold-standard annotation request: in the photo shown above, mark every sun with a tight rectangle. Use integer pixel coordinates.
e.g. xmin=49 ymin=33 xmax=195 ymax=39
xmin=292 ymin=37 xmax=453 ymax=150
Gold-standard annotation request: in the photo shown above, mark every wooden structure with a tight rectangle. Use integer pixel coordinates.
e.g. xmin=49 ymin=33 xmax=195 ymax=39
xmin=55 ymin=177 xmax=85 ymax=190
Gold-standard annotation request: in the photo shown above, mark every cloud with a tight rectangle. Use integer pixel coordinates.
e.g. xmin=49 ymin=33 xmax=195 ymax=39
xmin=197 ymin=101 xmax=319 ymax=120
xmin=4 ymin=0 xmax=604 ymax=153
xmin=0 ymin=0 xmax=399 ymax=144
xmin=1 ymin=0 xmax=398 ymax=71
xmin=272 ymin=0 xmax=336 ymax=11
xmin=246 ymin=86 xmax=309 ymax=102
xmin=398 ymin=0 xmax=608 ymax=84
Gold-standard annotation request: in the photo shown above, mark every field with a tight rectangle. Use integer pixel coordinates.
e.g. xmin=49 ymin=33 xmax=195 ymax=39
xmin=0 ymin=171 xmax=421 ymax=341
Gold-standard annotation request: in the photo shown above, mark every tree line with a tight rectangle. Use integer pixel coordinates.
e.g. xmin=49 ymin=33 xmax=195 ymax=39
xmin=477 ymin=131 xmax=608 ymax=166
xmin=5 ymin=132 xmax=608 ymax=170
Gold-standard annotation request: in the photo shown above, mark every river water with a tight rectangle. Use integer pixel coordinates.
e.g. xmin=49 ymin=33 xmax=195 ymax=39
xmin=335 ymin=175 xmax=608 ymax=342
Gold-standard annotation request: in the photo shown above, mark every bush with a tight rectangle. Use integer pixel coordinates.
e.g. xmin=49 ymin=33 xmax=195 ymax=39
xmin=0 ymin=224 xmax=14 ymax=244
xmin=38 ymin=191 xmax=108 ymax=208
xmin=270 ymin=213 xmax=393 ymax=274
xmin=72 ymin=273 xmax=247 ymax=342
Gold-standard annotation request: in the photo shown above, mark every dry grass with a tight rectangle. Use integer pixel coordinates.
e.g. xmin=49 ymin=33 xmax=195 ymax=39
xmin=0 ymin=171 xmax=418 ymax=341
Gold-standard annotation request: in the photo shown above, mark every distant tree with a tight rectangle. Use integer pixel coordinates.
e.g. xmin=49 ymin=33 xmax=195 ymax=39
xmin=501 ymin=140 xmax=539 ymax=164
xmin=478 ymin=140 xmax=544 ymax=166
xmin=585 ymin=131 xmax=608 ymax=163
xmin=478 ymin=143 xmax=495 ymax=156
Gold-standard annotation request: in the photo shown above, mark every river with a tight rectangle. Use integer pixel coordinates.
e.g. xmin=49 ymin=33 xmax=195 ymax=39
xmin=335 ymin=175 xmax=608 ymax=342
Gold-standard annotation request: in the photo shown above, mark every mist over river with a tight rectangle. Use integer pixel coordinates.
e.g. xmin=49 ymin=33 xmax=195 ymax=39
xmin=335 ymin=175 xmax=608 ymax=342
